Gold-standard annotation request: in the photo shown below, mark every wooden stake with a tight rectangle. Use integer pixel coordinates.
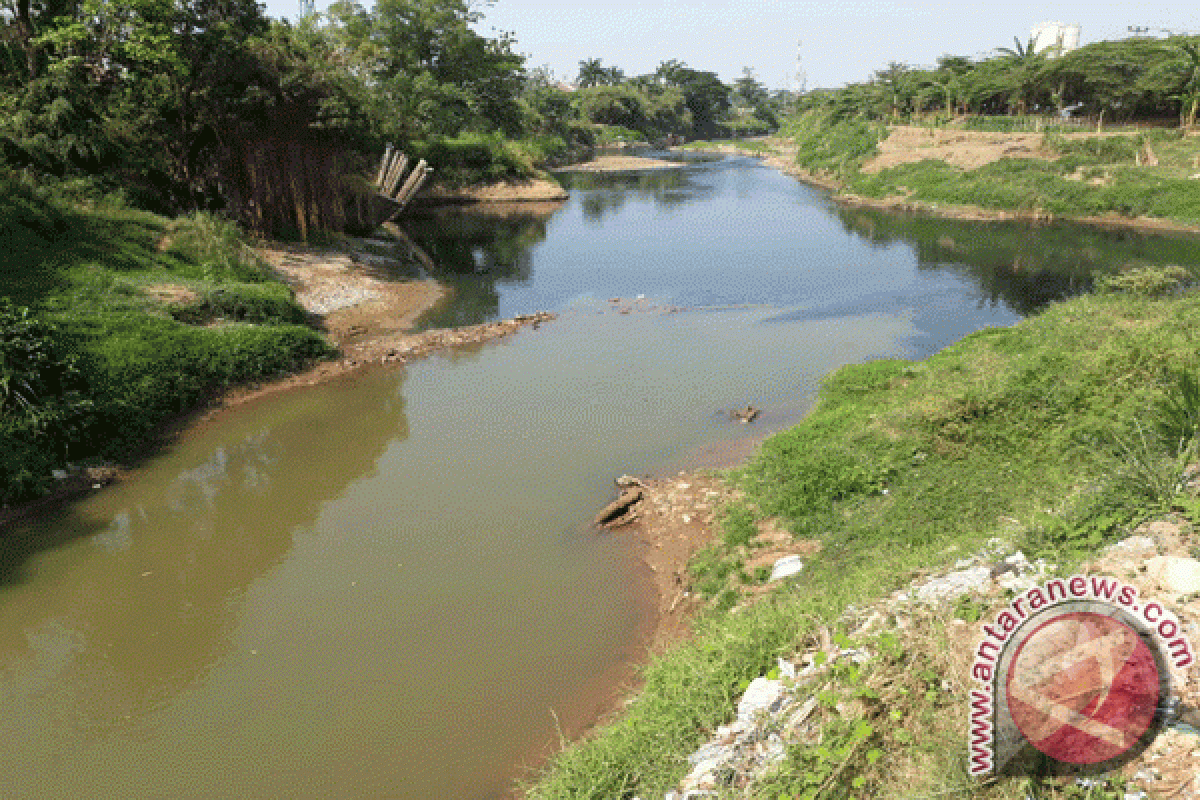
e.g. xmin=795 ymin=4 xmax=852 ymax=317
xmin=375 ymin=144 xmax=394 ymax=188
xmin=385 ymin=154 xmax=409 ymax=197
xmin=394 ymin=159 xmax=428 ymax=205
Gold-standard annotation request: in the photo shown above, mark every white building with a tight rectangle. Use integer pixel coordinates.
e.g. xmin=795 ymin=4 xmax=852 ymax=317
xmin=1030 ymin=21 xmax=1082 ymax=57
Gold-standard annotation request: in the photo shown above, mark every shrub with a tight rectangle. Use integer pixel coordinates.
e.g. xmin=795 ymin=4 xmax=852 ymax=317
xmin=170 ymin=282 xmax=308 ymax=325
xmin=411 ymin=133 xmax=535 ymax=187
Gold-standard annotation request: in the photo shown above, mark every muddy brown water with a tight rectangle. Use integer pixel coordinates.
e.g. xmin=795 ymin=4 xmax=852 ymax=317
xmin=4 ymin=155 xmax=1200 ymax=798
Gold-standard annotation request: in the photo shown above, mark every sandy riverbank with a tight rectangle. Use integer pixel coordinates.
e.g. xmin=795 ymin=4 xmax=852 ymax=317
xmin=412 ymin=177 xmax=569 ymax=205
xmin=552 ymin=154 xmax=684 ymax=174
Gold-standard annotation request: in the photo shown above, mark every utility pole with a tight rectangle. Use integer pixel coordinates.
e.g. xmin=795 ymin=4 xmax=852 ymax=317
xmin=794 ymin=40 xmax=807 ymax=96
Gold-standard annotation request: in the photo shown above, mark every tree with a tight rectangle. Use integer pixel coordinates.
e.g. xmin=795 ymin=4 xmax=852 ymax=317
xmin=873 ymin=61 xmax=912 ymax=118
xmin=733 ymin=67 xmax=768 ymax=109
xmin=995 ymin=36 xmax=1053 ymax=115
xmin=576 ymin=57 xmax=606 ymax=88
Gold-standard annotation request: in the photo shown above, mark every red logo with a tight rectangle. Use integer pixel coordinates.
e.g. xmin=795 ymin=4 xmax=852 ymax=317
xmin=1005 ymin=611 xmax=1162 ymax=765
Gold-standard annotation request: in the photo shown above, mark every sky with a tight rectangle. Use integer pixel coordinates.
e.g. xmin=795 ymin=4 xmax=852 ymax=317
xmin=263 ymin=0 xmax=1200 ymax=90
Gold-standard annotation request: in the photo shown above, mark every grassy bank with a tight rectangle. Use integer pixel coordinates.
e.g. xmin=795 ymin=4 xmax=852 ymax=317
xmin=1 ymin=176 xmax=331 ymax=505
xmin=528 ymin=265 xmax=1200 ymax=798
xmin=775 ymin=111 xmax=1200 ymax=228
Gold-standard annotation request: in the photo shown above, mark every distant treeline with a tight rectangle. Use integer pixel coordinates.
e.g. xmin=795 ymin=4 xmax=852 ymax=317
xmin=799 ymin=35 xmax=1200 ymax=126
xmin=0 ymin=0 xmax=780 ymax=236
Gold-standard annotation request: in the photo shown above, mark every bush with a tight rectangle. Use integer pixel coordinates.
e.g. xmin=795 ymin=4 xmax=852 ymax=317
xmin=170 ymin=282 xmax=308 ymax=325
xmin=165 ymin=212 xmax=272 ymax=283
xmin=75 ymin=314 xmax=331 ymax=457
xmin=411 ymin=133 xmax=535 ymax=187
xmin=784 ymin=110 xmax=885 ymax=178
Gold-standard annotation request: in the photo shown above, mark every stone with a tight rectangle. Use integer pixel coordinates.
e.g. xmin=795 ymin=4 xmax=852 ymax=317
xmin=737 ymin=677 xmax=786 ymax=722
xmin=915 ymin=566 xmax=992 ymax=604
xmin=1108 ymin=535 xmax=1158 ymax=556
xmin=769 ymin=555 xmax=804 ymax=582
xmin=1145 ymin=556 xmax=1200 ymax=594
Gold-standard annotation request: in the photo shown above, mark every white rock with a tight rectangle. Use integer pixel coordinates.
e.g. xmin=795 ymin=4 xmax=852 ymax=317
xmin=687 ymin=741 xmax=732 ymax=766
xmin=738 ymin=677 xmax=786 ymax=722
xmin=1145 ymin=556 xmax=1200 ymax=594
xmin=1108 ymin=535 xmax=1157 ymax=555
xmin=769 ymin=555 xmax=804 ymax=582
xmin=51 ymin=469 xmax=69 ymax=481
xmin=915 ymin=566 xmax=992 ymax=604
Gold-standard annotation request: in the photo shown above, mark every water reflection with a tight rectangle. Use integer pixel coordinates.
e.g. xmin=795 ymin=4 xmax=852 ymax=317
xmin=404 ymin=209 xmax=546 ymax=329
xmin=559 ymin=170 xmax=705 ymax=222
xmin=0 ymin=371 xmax=407 ymax=736
xmin=835 ymin=208 xmax=1200 ymax=316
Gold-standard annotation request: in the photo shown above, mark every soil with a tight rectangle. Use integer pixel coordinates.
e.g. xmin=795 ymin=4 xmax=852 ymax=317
xmin=861 ymin=126 xmax=1055 ymax=173
xmin=552 ymin=154 xmax=684 ymax=173
xmin=412 ymin=177 xmax=568 ymax=205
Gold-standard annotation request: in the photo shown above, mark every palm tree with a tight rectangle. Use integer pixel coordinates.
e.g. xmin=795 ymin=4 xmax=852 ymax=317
xmin=995 ymin=36 xmax=1054 ymax=115
xmin=576 ymin=58 xmax=606 ymax=88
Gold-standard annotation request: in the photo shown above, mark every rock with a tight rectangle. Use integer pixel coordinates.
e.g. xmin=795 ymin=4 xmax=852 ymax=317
xmin=915 ymin=566 xmax=992 ymax=604
xmin=729 ymin=405 xmax=760 ymax=423
xmin=1145 ymin=556 xmax=1200 ymax=595
xmin=769 ymin=556 xmax=804 ymax=582
xmin=1112 ymin=535 xmax=1158 ymax=552
xmin=737 ymin=677 xmax=786 ymax=722
xmin=51 ymin=469 xmax=69 ymax=481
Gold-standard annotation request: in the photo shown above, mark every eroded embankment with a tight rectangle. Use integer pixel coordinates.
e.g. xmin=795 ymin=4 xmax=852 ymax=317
xmin=691 ymin=131 xmax=1200 ymax=236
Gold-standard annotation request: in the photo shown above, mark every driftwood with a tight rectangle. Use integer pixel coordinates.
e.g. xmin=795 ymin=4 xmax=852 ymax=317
xmin=594 ymin=487 xmax=643 ymax=527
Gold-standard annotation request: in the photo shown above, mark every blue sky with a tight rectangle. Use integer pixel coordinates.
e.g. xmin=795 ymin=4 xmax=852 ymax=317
xmin=263 ymin=0 xmax=1200 ymax=89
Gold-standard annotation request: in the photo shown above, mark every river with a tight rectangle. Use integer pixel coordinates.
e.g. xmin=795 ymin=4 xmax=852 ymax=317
xmin=3 ymin=155 xmax=1199 ymax=798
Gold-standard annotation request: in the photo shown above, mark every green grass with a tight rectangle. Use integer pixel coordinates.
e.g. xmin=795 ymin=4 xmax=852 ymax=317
xmin=781 ymin=110 xmax=886 ymax=179
xmin=815 ymin=124 xmax=1200 ymax=225
xmin=0 ymin=174 xmax=331 ymax=503
xmin=527 ymin=269 xmax=1200 ymax=798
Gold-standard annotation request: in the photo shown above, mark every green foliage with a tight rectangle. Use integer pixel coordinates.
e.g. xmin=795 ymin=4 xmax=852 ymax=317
xmin=785 ymin=110 xmax=884 ymax=178
xmin=411 ymin=133 xmax=535 ymax=187
xmin=0 ymin=191 xmax=333 ymax=503
xmin=164 ymin=213 xmax=272 ymax=283
xmin=720 ymin=503 xmax=758 ymax=547
xmin=1095 ymin=265 xmax=1193 ymax=296
xmin=170 ymin=283 xmax=308 ymax=325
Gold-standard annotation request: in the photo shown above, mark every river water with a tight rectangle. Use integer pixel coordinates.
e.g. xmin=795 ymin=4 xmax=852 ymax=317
xmin=3 ymin=156 xmax=1199 ymax=798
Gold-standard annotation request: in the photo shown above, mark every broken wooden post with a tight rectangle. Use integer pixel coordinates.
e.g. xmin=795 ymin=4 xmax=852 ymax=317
xmin=384 ymin=153 xmax=408 ymax=196
xmin=394 ymin=159 xmax=431 ymax=209
xmin=375 ymin=144 xmax=394 ymax=188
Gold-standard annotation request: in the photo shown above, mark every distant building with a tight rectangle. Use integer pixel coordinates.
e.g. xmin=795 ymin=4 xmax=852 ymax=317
xmin=1030 ymin=21 xmax=1082 ymax=57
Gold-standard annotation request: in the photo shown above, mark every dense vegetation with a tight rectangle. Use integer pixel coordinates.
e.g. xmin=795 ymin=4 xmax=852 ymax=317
xmin=798 ymin=34 xmax=1200 ymax=125
xmin=0 ymin=0 xmax=780 ymax=234
xmin=529 ymin=265 xmax=1200 ymax=798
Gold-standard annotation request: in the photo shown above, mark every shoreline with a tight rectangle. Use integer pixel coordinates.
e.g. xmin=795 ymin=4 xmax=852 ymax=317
xmin=0 ymin=239 xmax=555 ymax=530
xmin=689 ymin=138 xmax=1200 ymax=237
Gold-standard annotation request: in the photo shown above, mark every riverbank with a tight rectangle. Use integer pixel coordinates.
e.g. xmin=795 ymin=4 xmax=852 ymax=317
xmin=686 ymin=122 xmax=1200 ymax=236
xmin=0 ymin=188 xmax=560 ymax=523
xmin=527 ymin=265 xmax=1200 ymax=798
